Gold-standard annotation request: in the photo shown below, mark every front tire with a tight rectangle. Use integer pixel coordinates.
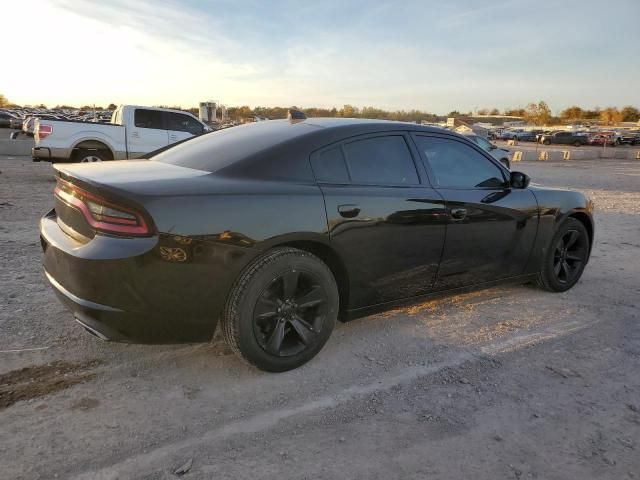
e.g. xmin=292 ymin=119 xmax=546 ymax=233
xmin=537 ymin=218 xmax=589 ymax=292
xmin=221 ymin=247 xmax=339 ymax=372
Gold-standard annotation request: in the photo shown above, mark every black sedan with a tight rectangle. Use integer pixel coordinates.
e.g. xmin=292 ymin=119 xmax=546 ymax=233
xmin=41 ymin=117 xmax=594 ymax=372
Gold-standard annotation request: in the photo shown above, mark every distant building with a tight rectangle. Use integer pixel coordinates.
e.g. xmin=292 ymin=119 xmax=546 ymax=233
xmin=199 ymin=101 xmax=217 ymax=122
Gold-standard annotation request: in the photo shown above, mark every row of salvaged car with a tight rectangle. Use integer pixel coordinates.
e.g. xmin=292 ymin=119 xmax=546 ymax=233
xmin=0 ymin=108 xmax=113 ymax=136
xmin=491 ymin=128 xmax=640 ymax=146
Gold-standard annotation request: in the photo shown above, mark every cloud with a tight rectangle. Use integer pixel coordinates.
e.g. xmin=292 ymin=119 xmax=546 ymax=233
xmin=3 ymin=0 xmax=639 ymax=112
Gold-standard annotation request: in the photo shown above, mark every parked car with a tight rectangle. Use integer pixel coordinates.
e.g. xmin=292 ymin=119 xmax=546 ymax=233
xmin=0 ymin=111 xmax=21 ymax=129
xmin=516 ymin=131 xmax=541 ymax=142
xmin=538 ymin=131 xmax=589 ymax=146
xmin=587 ymin=133 xmax=617 ymax=147
xmin=499 ymin=129 xmax=524 ymax=140
xmin=618 ymin=131 xmax=640 ymax=145
xmin=463 ymin=133 xmax=511 ymax=168
xmin=32 ymin=105 xmax=211 ymax=163
xmin=41 ymin=116 xmax=594 ymax=371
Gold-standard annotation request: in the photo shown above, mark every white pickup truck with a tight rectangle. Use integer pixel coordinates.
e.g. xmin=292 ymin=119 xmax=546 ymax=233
xmin=32 ymin=105 xmax=210 ymax=163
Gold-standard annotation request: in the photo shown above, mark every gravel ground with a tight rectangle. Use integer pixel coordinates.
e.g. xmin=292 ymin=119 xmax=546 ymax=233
xmin=0 ymin=155 xmax=639 ymax=479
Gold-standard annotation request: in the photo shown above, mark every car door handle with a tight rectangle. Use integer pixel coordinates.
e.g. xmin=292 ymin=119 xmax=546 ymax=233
xmin=450 ymin=208 xmax=467 ymax=220
xmin=338 ymin=204 xmax=361 ymax=218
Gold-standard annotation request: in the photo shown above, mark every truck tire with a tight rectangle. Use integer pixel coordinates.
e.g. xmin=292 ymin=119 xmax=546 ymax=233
xmin=75 ymin=149 xmax=110 ymax=163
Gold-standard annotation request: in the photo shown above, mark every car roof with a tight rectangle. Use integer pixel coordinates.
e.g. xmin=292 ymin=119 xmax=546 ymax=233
xmin=153 ymin=118 xmax=467 ymax=180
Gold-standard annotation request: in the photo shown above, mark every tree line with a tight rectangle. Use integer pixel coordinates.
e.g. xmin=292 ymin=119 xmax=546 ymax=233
xmin=2 ymin=92 xmax=638 ymax=126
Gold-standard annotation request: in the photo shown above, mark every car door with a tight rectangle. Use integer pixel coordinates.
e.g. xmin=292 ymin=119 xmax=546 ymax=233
xmin=165 ymin=112 xmax=205 ymax=145
xmin=412 ymin=134 xmax=538 ymax=290
xmin=128 ymin=108 xmax=169 ymax=158
xmin=312 ymin=133 xmax=447 ymax=309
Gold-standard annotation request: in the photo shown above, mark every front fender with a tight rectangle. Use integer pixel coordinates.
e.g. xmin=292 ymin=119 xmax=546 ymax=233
xmin=525 ymin=187 xmax=594 ymax=272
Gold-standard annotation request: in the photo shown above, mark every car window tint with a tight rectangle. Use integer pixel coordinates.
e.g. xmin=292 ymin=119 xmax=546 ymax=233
xmin=343 ymin=136 xmax=418 ymax=185
xmin=311 ymin=147 xmax=349 ymax=183
xmin=476 ymin=137 xmax=492 ymax=151
xmin=134 ymin=109 xmax=165 ymax=129
xmin=166 ymin=112 xmax=203 ymax=135
xmin=415 ymin=136 xmax=506 ymax=188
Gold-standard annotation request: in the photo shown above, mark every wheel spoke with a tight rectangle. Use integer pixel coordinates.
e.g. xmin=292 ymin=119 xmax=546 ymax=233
xmin=265 ymin=321 xmax=286 ymax=355
xmin=289 ymin=315 xmax=317 ymax=345
xmin=565 ymin=231 xmax=579 ymax=249
xmin=566 ymin=253 xmax=583 ymax=262
xmin=295 ymin=285 xmax=325 ymax=309
xmin=560 ymin=260 xmax=571 ymax=280
xmin=282 ymin=271 xmax=300 ymax=299
xmin=255 ymin=296 xmax=278 ymax=320
xmin=553 ymin=260 xmax=562 ymax=276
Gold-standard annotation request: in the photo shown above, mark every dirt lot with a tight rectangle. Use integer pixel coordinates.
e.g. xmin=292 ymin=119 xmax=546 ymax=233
xmin=1 ymin=154 xmax=639 ymax=480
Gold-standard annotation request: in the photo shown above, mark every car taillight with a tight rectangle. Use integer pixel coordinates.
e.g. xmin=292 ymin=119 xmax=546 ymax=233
xmin=36 ymin=124 xmax=53 ymax=140
xmin=54 ymin=179 xmax=151 ymax=236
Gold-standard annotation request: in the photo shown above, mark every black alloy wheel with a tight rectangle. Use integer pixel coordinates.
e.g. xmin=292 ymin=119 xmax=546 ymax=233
xmin=253 ymin=269 xmax=328 ymax=357
xmin=222 ymin=247 xmax=338 ymax=372
xmin=552 ymin=229 xmax=587 ymax=285
xmin=537 ymin=218 xmax=589 ymax=292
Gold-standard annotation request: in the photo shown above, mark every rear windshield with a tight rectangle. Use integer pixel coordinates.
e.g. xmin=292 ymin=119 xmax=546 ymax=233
xmin=152 ymin=120 xmax=318 ymax=173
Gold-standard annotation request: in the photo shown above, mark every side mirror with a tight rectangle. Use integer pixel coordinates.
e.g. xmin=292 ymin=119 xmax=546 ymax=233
xmin=489 ymin=144 xmax=497 ymax=150
xmin=510 ymin=171 xmax=531 ymax=189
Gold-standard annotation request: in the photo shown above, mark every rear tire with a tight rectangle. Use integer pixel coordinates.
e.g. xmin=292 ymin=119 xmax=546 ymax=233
xmin=573 ymin=141 xmax=581 ymax=147
xmin=221 ymin=247 xmax=339 ymax=372
xmin=74 ymin=149 xmax=110 ymax=163
xmin=536 ymin=218 xmax=589 ymax=292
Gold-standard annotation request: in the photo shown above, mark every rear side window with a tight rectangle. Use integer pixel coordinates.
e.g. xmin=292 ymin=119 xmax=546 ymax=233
xmin=414 ymin=136 xmax=505 ymax=189
xmin=342 ymin=136 xmax=419 ymax=185
xmin=165 ymin=112 xmax=204 ymax=135
xmin=310 ymin=147 xmax=349 ymax=183
xmin=134 ymin=109 xmax=164 ymax=130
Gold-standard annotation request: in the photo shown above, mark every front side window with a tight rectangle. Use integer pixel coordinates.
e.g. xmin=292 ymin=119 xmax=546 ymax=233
xmin=414 ymin=136 xmax=506 ymax=189
xmin=134 ymin=109 xmax=164 ymax=130
xmin=342 ymin=136 xmax=419 ymax=185
xmin=166 ymin=113 xmax=204 ymax=135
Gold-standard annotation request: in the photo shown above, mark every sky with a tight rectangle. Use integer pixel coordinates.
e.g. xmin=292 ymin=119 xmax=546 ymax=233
xmin=2 ymin=0 xmax=639 ymax=114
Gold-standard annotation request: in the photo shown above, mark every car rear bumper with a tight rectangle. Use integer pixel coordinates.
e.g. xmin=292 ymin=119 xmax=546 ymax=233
xmin=32 ymin=146 xmax=70 ymax=162
xmin=40 ymin=209 xmax=226 ymax=344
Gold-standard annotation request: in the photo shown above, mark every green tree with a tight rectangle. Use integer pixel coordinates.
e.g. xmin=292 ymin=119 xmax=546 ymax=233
xmin=107 ymin=103 xmax=118 ymax=110
xmin=489 ymin=108 xmax=500 ymax=115
xmin=524 ymin=101 xmax=552 ymax=126
xmin=0 ymin=93 xmax=9 ymax=107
